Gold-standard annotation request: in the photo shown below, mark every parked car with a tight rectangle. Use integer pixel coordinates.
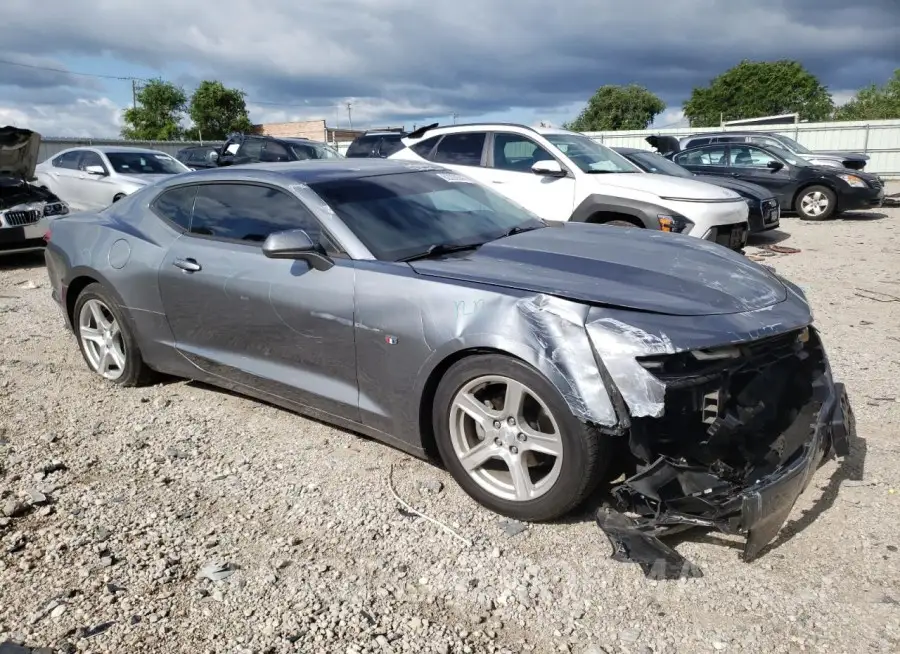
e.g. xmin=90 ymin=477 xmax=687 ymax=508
xmin=1 ymin=125 xmax=69 ymax=256
xmin=614 ymin=146 xmax=780 ymax=233
xmin=388 ymin=123 xmax=751 ymax=251
xmin=216 ymin=133 xmax=341 ymax=167
xmin=175 ymin=145 xmax=220 ymax=170
xmin=676 ymin=131 xmax=869 ymax=171
xmin=44 ymin=158 xmax=853 ymax=567
xmin=344 ymin=128 xmax=408 ymax=158
xmin=649 ymin=136 xmax=885 ymax=221
xmin=34 ymin=146 xmax=191 ymax=211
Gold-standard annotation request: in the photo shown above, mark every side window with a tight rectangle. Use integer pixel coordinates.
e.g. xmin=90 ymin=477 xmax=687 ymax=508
xmin=685 ymin=137 xmax=711 ymax=148
xmin=79 ymin=151 xmax=107 ymax=172
xmin=190 ymin=183 xmax=322 ymax=244
xmin=53 ymin=151 xmax=82 ymax=169
xmin=730 ymin=146 xmax=779 ymax=168
xmin=749 ymin=136 xmax=782 ymax=150
xmin=378 ymin=135 xmax=404 ymax=157
xmin=151 ymin=185 xmax=197 ymax=231
xmin=492 ymin=133 xmax=554 ymax=172
xmin=410 ymin=136 xmax=441 ymax=159
xmin=345 ymin=136 xmax=379 ymax=157
xmin=675 ymin=146 xmax=728 ymax=166
xmin=237 ymin=138 xmax=264 ymax=162
xmin=261 ymin=141 xmax=291 ymax=162
xmin=432 ymin=132 xmax=486 ymax=166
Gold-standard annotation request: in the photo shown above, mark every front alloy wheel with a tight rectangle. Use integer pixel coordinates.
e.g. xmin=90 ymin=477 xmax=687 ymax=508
xmin=449 ymin=375 xmax=564 ymax=502
xmin=433 ymin=354 xmax=610 ymax=521
xmin=796 ymin=185 xmax=836 ymax=220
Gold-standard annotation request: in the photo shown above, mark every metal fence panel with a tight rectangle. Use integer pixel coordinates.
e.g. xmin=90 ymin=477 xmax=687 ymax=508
xmin=582 ymin=119 xmax=900 ymax=178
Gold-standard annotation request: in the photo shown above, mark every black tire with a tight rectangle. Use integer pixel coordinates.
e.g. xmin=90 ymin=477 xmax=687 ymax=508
xmin=432 ymin=354 xmax=611 ymax=522
xmin=795 ymin=185 xmax=836 ymax=221
xmin=603 ymin=219 xmax=640 ymax=228
xmin=112 ymin=193 xmax=126 ymax=203
xmin=73 ymin=283 xmax=156 ymax=387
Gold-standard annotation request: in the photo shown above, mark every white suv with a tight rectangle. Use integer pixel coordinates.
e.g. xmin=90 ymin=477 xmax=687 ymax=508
xmin=389 ymin=123 xmax=750 ymax=250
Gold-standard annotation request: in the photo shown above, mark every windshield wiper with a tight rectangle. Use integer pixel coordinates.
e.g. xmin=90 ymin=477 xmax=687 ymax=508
xmin=499 ymin=224 xmax=543 ymax=238
xmin=398 ymin=241 xmax=484 ymax=262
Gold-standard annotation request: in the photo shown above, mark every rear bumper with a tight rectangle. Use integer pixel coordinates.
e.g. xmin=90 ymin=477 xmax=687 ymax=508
xmin=596 ymin=365 xmax=853 ymax=579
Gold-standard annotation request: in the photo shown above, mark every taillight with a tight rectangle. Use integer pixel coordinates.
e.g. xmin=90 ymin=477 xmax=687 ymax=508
xmin=43 ymin=229 xmax=51 ymax=242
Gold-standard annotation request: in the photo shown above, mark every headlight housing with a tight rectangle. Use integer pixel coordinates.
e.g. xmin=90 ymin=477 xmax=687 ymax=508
xmin=838 ymin=174 xmax=867 ymax=188
xmin=810 ymin=159 xmax=843 ymax=168
xmin=657 ymin=214 xmax=693 ymax=233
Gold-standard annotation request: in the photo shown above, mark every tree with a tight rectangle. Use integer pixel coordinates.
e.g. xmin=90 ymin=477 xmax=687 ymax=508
xmin=187 ymin=80 xmax=254 ymax=140
xmin=682 ymin=60 xmax=834 ymax=127
xmin=121 ymin=78 xmax=187 ymax=140
xmin=834 ymin=69 xmax=900 ymax=121
xmin=564 ymin=85 xmax=666 ymax=131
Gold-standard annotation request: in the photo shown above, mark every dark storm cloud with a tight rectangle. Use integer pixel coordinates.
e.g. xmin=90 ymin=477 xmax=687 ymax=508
xmin=0 ymin=0 xmax=897 ymax=123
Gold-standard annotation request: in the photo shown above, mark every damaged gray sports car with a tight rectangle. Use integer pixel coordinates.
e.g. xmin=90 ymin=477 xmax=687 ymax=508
xmin=43 ymin=159 xmax=853 ymax=572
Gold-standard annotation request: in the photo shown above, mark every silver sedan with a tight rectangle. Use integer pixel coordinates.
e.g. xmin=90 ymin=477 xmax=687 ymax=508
xmin=34 ymin=146 xmax=190 ymax=211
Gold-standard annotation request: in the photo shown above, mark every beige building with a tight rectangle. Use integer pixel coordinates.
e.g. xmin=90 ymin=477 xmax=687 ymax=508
xmin=252 ymin=119 xmax=364 ymax=144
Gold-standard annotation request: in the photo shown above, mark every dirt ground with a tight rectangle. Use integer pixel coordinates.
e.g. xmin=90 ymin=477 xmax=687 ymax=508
xmin=0 ymin=193 xmax=898 ymax=654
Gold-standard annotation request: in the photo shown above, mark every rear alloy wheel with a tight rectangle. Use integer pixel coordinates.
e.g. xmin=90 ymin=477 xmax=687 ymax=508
xmin=603 ymin=219 xmax=639 ymax=228
xmin=796 ymin=185 xmax=836 ymax=221
xmin=73 ymin=283 xmax=155 ymax=386
xmin=112 ymin=193 xmax=126 ymax=203
xmin=433 ymin=354 xmax=609 ymax=521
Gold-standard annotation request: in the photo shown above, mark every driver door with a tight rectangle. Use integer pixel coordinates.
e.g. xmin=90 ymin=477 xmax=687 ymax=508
xmin=155 ymin=181 xmax=360 ymax=421
xmin=726 ymin=145 xmax=794 ymax=205
xmin=77 ymin=150 xmax=116 ymax=210
xmin=484 ymin=132 xmax=575 ymax=222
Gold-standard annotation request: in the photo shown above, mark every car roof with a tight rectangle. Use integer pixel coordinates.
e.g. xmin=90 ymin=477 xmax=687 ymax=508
xmin=157 ymin=158 xmax=440 ymax=187
xmin=403 ymin=123 xmax=586 ymax=141
xmin=684 ymin=131 xmax=781 ymax=139
xmin=81 ymin=145 xmax=175 ymax=154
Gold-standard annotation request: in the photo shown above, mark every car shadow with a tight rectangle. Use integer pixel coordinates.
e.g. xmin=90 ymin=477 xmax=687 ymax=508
xmin=836 ymin=210 xmax=888 ymax=222
xmin=0 ymin=251 xmax=45 ymax=271
xmin=747 ymin=229 xmax=791 ymax=247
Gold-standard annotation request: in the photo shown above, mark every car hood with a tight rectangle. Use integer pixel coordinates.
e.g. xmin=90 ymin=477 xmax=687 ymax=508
xmin=589 ymin=171 xmax=741 ymax=201
xmin=408 ymin=223 xmax=787 ymax=316
xmin=115 ymin=173 xmax=178 ymax=186
xmin=0 ymin=125 xmax=41 ymax=181
xmin=692 ymin=175 xmax=773 ymax=201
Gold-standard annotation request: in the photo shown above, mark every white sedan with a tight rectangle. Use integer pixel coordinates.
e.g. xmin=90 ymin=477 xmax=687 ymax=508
xmin=34 ymin=146 xmax=191 ymax=211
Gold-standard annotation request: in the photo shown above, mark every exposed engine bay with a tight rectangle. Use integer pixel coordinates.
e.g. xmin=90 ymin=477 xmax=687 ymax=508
xmin=597 ymin=325 xmax=853 ymax=578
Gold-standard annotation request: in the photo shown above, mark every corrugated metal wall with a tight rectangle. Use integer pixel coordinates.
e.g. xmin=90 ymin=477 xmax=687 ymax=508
xmin=583 ymin=119 xmax=900 ymax=178
xmin=37 ymin=138 xmax=225 ymax=162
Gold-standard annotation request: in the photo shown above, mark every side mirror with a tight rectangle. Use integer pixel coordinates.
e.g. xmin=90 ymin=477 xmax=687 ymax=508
xmin=207 ymin=151 xmax=219 ymax=162
xmin=532 ymin=159 xmax=566 ymax=177
xmin=767 ymin=160 xmax=785 ymax=171
xmin=262 ymin=229 xmax=334 ymax=271
xmin=85 ymin=165 xmax=107 ymax=176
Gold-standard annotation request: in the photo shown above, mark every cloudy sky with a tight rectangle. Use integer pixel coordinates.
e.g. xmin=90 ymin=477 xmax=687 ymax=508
xmin=1 ymin=0 xmax=898 ymax=138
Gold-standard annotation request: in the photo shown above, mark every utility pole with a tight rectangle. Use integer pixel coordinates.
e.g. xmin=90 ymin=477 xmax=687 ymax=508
xmin=131 ymin=79 xmax=138 ymax=109
xmin=346 ymin=102 xmax=353 ymax=131
xmin=452 ymin=112 xmax=459 ymax=124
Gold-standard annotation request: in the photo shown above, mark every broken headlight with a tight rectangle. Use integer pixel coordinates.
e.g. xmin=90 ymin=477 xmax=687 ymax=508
xmin=657 ymin=214 xmax=692 ymax=233
xmin=43 ymin=202 xmax=70 ymax=217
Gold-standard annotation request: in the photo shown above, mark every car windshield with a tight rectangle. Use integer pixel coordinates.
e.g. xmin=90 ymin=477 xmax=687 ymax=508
xmin=105 ymin=151 xmax=189 ymax=175
xmin=766 ymin=144 xmax=810 ymax=167
xmin=308 ymin=170 xmax=545 ymax=261
xmin=626 ymin=151 xmax=694 ymax=178
xmin=290 ymin=143 xmax=342 ymax=160
xmin=542 ymin=133 xmax=638 ymax=173
xmin=772 ymin=134 xmax=812 ymax=155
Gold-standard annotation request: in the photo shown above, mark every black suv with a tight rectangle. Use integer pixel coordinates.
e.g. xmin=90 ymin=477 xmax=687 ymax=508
xmin=175 ymin=145 xmax=220 ymax=170
xmin=344 ymin=129 xmax=407 ymax=158
xmin=216 ymin=133 xmax=342 ymax=167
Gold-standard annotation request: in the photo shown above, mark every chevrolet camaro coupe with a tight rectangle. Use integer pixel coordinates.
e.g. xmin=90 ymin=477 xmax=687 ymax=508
xmin=43 ymin=159 xmax=854 ymax=574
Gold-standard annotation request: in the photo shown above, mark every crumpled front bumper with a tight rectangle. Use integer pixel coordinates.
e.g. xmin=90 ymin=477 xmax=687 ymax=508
xmin=596 ymin=374 xmax=854 ymax=579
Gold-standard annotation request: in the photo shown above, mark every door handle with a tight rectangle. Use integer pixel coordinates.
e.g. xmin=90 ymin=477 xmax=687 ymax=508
xmin=173 ymin=258 xmax=201 ymax=272
xmin=491 ymin=180 xmax=504 ymax=184
xmin=730 ymin=173 xmax=741 ymax=177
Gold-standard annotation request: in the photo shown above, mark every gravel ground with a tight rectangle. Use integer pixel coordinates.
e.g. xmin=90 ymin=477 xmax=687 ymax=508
xmin=1 ymin=197 xmax=899 ymax=654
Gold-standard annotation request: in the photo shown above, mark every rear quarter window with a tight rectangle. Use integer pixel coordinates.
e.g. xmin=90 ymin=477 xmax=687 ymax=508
xmin=151 ymin=185 xmax=197 ymax=231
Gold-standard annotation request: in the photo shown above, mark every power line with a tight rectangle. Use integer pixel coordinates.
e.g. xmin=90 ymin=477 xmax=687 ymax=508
xmin=0 ymin=58 xmax=319 ymax=109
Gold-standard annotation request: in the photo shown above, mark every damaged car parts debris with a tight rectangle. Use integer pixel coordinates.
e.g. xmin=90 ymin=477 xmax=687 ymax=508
xmin=43 ymin=157 xmax=852 ymax=570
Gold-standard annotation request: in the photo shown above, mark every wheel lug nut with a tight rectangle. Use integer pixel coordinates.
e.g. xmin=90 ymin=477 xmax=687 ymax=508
xmin=506 ymin=417 xmax=516 ymax=426
xmin=494 ymin=438 xmax=502 ymax=447
xmin=517 ymin=433 xmax=526 ymax=442
xmin=510 ymin=446 xmax=518 ymax=455
xmin=493 ymin=420 xmax=502 ymax=429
